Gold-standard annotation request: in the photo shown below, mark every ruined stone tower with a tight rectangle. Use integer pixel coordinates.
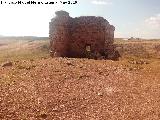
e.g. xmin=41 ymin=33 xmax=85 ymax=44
xmin=49 ymin=10 xmax=116 ymax=59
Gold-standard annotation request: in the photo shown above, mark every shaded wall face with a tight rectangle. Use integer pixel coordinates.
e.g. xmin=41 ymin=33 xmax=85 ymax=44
xmin=68 ymin=17 xmax=114 ymax=57
xmin=69 ymin=22 xmax=106 ymax=57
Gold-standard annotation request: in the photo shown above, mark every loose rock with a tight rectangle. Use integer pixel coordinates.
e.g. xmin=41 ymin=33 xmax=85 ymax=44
xmin=1 ymin=61 xmax=13 ymax=67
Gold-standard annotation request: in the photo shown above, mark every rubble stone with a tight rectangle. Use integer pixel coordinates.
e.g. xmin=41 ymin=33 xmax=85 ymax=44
xmin=1 ymin=61 xmax=13 ymax=67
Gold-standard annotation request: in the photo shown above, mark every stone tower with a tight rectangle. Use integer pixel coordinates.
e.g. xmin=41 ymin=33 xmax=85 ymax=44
xmin=49 ymin=10 xmax=116 ymax=59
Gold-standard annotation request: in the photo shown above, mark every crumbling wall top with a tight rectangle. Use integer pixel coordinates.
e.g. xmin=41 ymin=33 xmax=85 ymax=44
xmin=55 ymin=10 xmax=70 ymax=17
xmin=74 ymin=16 xmax=109 ymax=24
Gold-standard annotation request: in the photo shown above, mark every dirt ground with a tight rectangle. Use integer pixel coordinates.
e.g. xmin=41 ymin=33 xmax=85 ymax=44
xmin=0 ymin=57 xmax=160 ymax=120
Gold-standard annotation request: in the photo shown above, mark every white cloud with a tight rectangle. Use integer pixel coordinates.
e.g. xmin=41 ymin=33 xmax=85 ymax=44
xmin=129 ymin=14 xmax=160 ymax=39
xmin=91 ymin=0 xmax=112 ymax=5
xmin=145 ymin=14 xmax=160 ymax=29
xmin=125 ymin=14 xmax=160 ymax=39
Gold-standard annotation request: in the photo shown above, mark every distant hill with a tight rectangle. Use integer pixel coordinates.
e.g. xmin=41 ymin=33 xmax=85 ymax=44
xmin=0 ymin=36 xmax=49 ymax=41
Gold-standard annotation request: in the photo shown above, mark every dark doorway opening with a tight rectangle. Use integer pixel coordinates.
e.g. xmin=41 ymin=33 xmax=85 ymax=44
xmin=85 ymin=44 xmax=92 ymax=58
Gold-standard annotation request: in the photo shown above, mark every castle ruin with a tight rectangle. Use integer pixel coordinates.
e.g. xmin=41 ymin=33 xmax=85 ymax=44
xmin=49 ymin=10 xmax=118 ymax=59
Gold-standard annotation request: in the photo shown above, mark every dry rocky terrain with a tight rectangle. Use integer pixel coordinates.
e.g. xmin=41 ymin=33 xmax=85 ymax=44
xmin=0 ymin=38 xmax=160 ymax=119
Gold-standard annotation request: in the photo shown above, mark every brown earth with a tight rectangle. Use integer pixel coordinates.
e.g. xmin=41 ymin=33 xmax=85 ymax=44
xmin=0 ymin=57 xmax=160 ymax=120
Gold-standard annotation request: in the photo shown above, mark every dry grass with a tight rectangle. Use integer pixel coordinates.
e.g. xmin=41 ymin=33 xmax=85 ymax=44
xmin=0 ymin=39 xmax=50 ymax=63
xmin=1 ymin=38 xmax=160 ymax=63
xmin=114 ymin=38 xmax=160 ymax=60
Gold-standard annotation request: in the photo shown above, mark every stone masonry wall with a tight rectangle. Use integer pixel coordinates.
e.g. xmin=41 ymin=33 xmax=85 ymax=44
xmin=49 ymin=11 xmax=115 ymax=59
xmin=49 ymin=11 xmax=71 ymax=57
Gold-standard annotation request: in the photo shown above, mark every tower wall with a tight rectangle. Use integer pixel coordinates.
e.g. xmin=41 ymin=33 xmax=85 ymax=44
xmin=49 ymin=11 xmax=115 ymax=59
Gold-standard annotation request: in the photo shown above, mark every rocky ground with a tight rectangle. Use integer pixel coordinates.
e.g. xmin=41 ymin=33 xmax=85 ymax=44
xmin=0 ymin=57 xmax=160 ymax=120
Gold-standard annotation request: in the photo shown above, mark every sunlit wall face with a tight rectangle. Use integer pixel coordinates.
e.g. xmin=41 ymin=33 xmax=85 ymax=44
xmin=0 ymin=0 xmax=160 ymax=39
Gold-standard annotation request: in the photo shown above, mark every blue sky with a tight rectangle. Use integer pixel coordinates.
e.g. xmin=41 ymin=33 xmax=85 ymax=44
xmin=0 ymin=0 xmax=160 ymax=38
